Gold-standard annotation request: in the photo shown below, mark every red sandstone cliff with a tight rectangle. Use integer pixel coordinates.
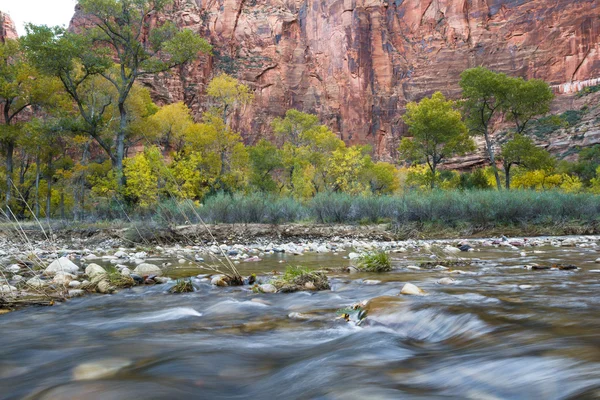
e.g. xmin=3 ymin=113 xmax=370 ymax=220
xmin=0 ymin=12 xmax=18 ymax=42
xmin=59 ymin=0 xmax=600 ymax=158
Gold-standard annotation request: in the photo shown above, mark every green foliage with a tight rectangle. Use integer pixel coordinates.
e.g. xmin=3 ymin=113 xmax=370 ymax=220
xmin=400 ymin=91 xmax=474 ymax=188
xmin=356 ymin=252 xmax=392 ymax=272
xmin=170 ymin=279 xmax=194 ymax=293
xmin=458 ymin=169 xmax=492 ymax=190
xmin=248 ymin=140 xmax=282 ymax=193
xmin=501 ymin=134 xmax=554 ymax=189
xmin=206 ymin=73 xmax=253 ymax=123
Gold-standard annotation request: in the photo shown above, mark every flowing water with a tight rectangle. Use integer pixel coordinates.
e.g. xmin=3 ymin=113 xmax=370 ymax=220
xmin=1 ymin=243 xmax=600 ymax=399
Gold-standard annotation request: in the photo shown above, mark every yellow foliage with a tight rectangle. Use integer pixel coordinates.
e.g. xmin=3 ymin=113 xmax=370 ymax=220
xmin=511 ymin=169 xmax=582 ymax=192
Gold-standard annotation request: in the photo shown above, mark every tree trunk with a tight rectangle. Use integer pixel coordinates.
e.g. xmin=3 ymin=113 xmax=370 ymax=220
xmin=483 ymin=128 xmax=502 ymax=190
xmin=35 ymin=154 xmax=40 ymax=218
xmin=505 ymin=165 xmax=511 ymax=190
xmin=46 ymin=161 xmax=52 ymax=223
xmin=115 ymin=102 xmax=127 ymax=187
xmin=5 ymin=140 xmax=14 ymax=210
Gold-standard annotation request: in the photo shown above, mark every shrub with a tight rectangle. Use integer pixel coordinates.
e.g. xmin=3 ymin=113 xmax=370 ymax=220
xmin=356 ymin=252 xmax=392 ymax=272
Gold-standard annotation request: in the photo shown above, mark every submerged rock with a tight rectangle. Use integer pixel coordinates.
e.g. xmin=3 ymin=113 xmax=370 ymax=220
xmin=437 ymin=277 xmax=456 ymax=285
xmin=72 ymin=358 xmax=131 ymax=381
xmin=44 ymin=257 xmax=79 ymax=276
xmin=400 ymin=283 xmax=424 ymax=296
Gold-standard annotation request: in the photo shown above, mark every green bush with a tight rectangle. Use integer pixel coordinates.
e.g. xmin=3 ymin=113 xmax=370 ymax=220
xmin=356 ymin=252 xmax=392 ymax=272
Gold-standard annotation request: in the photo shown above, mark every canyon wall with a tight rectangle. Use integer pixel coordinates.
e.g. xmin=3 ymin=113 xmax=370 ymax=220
xmin=16 ymin=1 xmax=600 ymax=158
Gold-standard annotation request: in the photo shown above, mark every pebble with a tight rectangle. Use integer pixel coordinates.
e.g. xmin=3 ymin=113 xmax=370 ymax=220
xmin=69 ymin=281 xmax=81 ymax=288
xmin=406 ymin=265 xmax=420 ymax=270
xmin=363 ymin=280 xmax=381 ymax=285
xmin=26 ymin=277 xmax=46 ymax=288
xmin=519 ymin=284 xmax=533 ymax=290
xmin=68 ymin=289 xmax=85 ymax=297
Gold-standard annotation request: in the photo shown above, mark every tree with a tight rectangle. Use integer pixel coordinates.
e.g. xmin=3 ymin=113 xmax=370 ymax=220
xmin=26 ymin=0 xmax=211 ymax=186
xmin=206 ymin=73 xmax=253 ymax=126
xmin=460 ymin=67 xmax=512 ymax=189
xmin=363 ymin=161 xmax=400 ymax=194
xmin=505 ymin=78 xmax=554 ymax=134
xmin=399 ymin=92 xmax=474 ymax=189
xmin=0 ymin=39 xmax=61 ymax=208
xmin=147 ymin=101 xmax=193 ymax=152
xmin=500 ymin=134 xmax=554 ymax=189
xmin=248 ymin=140 xmax=282 ymax=193
xmin=460 ymin=67 xmax=554 ymax=189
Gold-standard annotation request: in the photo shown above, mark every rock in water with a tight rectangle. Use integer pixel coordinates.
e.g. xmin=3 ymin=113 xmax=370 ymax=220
xmin=85 ymin=263 xmax=106 ymax=279
xmin=400 ymin=283 xmax=424 ymax=296
xmin=44 ymin=257 xmax=79 ymax=276
xmin=68 ymin=289 xmax=85 ymax=298
xmin=259 ymin=284 xmax=277 ymax=293
xmin=437 ymin=277 xmax=456 ymax=285
xmin=72 ymin=358 xmax=131 ymax=381
xmin=211 ymin=276 xmax=228 ymax=287
xmin=133 ymin=263 xmax=163 ymax=276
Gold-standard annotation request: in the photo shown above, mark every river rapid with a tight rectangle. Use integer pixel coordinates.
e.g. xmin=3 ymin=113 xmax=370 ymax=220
xmin=1 ymin=238 xmax=600 ymax=399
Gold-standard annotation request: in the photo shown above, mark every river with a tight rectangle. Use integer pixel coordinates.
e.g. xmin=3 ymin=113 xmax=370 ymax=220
xmin=1 ymin=241 xmax=599 ymax=399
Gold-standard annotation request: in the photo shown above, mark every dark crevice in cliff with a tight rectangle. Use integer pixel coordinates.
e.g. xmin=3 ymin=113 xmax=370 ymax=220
xmin=571 ymin=48 xmax=592 ymax=82
xmin=231 ymin=0 xmax=246 ymax=44
xmin=420 ymin=0 xmax=434 ymax=26
xmin=255 ymin=64 xmax=279 ymax=80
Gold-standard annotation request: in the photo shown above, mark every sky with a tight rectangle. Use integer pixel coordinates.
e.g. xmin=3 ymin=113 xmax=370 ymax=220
xmin=0 ymin=0 xmax=77 ymax=36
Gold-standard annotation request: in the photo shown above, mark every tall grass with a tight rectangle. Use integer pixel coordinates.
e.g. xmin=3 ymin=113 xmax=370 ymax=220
xmin=61 ymin=190 xmax=600 ymax=227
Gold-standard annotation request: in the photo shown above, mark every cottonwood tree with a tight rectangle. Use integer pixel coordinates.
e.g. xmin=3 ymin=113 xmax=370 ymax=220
xmin=460 ymin=67 xmax=554 ymax=189
xmin=501 ymin=134 xmax=554 ymax=189
xmin=399 ymin=92 xmax=474 ymax=189
xmin=25 ymin=0 xmax=211 ymax=186
xmin=0 ymin=39 xmax=62 ymax=209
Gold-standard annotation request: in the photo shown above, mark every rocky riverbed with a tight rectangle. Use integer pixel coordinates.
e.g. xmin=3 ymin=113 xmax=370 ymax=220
xmin=1 ymin=233 xmax=600 ymax=398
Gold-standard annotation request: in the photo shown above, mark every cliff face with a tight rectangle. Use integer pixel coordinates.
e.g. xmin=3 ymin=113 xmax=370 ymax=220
xmin=72 ymin=0 xmax=600 ymax=158
xmin=0 ymin=12 xmax=18 ymax=42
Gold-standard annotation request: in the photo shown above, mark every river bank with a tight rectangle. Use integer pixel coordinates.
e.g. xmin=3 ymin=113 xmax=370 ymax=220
xmin=0 ymin=234 xmax=599 ymax=398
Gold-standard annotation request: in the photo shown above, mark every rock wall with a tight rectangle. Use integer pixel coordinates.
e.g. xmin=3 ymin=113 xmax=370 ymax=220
xmin=0 ymin=12 xmax=18 ymax=42
xmin=64 ymin=0 xmax=600 ymax=158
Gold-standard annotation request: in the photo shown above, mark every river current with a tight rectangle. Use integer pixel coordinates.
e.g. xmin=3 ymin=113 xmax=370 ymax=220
xmin=1 ymin=241 xmax=599 ymax=399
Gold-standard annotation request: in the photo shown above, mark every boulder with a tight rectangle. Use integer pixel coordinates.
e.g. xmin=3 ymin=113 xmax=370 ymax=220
xmin=44 ymin=257 xmax=80 ymax=276
xmin=68 ymin=281 xmax=81 ymax=288
xmin=437 ymin=277 xmax=455 ymax=285
xmin=259 ymin=284 xmax=277 ymax=293
xmin=68 ymin=289 xmax=85 ymax=298
xmin=400 ymin=283 xmax=424 ymax=296
xmin=133 ymin=263 xmax=163 ymax=276
xmin=121 ymin=267 xmax=132 ymax=276
xmin=85 ymin=264 xmax=106 ymax=279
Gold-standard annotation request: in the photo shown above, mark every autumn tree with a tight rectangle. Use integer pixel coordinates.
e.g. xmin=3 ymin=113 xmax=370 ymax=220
xmin=399 ymin=92 xmax=474 ymax=189
xmin=206 ymin=73 xmax=253 ymax=127
xmin=500 ymin=134 xmax=554 ymax=189
xmin=25 ymin=0 xmax=211 ymax=186
xmin=0 ymin=39 xmax=61 ymax=208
